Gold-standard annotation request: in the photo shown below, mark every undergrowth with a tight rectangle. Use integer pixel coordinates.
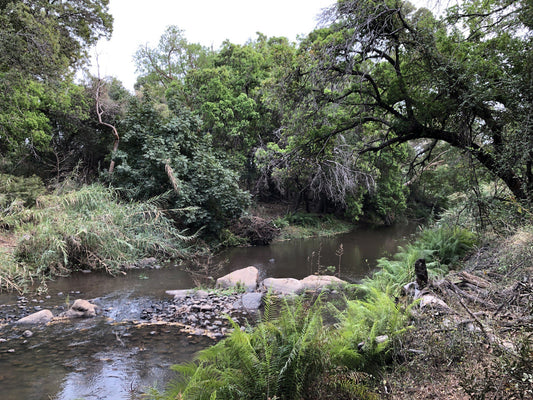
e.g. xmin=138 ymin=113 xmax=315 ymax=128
xmin=152 ymin=295 xmax=328 ymax=400
xmin=151 ymin=224 xmax=478 ymax=400
xmin=0 ymin=184 xmax=193 ymax=292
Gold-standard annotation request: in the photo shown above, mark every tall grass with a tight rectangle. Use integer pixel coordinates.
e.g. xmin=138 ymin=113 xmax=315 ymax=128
xmin=0 ymin=184 xmax=193 ymax=291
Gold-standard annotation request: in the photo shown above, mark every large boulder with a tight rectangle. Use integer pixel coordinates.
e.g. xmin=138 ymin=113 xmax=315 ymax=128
xmin=63 ymin=299 xmax=98 ymax=318
xmin=216 ymin=266 xmax=259 ymax=292
xmin=300 ymin=275 xmax=347 ymax=290
xmin=261 ymin=277 xmax=304 ymax=295
xmin=15 ymin=309 xmax=54 ymax=325
xmin=233 ymin=292 xmax=264 ymax=311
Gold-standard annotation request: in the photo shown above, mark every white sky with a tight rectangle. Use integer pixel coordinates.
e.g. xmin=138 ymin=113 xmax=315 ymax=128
xmin=90 ymin=0 xmax=335 ymax=91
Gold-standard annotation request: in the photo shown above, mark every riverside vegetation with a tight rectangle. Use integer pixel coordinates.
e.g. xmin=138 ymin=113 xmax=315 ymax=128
xmin=1 ymin=0 xmax=533 ymax=398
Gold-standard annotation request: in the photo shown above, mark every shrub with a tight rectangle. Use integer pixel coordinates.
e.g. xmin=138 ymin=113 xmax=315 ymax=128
xmin=154 ymin=295 xmax=327 ymax=400
xmin=109 ymin=98 xmax=250 ymax=233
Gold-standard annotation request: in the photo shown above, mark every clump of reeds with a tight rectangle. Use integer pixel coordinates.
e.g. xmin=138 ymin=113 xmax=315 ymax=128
xmin=0 ymin=184 xmax=193 ymax=291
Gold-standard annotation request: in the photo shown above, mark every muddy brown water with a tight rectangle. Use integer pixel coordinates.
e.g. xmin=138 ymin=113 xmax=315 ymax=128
xmin=0 ymin=223 xmax=417 ymax=399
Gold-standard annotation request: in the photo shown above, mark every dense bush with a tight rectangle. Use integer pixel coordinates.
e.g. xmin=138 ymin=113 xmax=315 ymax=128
xmin=109 ymin=96 xmax=250 ymax=233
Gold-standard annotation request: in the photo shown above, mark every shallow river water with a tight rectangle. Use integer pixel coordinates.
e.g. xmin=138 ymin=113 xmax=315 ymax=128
xmin=0 ymin=223 xmax=416 ymax=400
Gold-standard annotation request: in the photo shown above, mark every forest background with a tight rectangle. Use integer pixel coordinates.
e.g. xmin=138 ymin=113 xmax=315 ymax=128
xmin=0 ymin=0 xmax=532 ymax=292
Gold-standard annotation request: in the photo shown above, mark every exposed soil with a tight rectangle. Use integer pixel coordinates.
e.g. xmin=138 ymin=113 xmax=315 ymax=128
xmin=0 ymin=233 xmax=17 ymax=253
xmin=378 ymin=229 xmax=533 ymax=400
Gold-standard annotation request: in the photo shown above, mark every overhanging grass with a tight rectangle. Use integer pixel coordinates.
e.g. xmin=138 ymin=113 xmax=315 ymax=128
xmin=0 ymin=184 xmax=193 ymax=292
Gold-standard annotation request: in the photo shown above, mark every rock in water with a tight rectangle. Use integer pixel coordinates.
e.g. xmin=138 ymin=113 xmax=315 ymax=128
xmin=15 ymin=310 xmax=54 ymax=325
xmin=241 ymin=293 xmax=263 ymax=310
xmin=261 ymin=278 xmax=304 ymax=295
xmin=64 ymin=299 xmax=98 ymax=318
xmin=300 ymin=275 xmax=347 ymax=290
xmin=216 ymin=266 xmax=259 ymax=292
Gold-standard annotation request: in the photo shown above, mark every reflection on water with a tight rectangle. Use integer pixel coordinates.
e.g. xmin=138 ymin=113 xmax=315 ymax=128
xmin=0 ymin=320 xmax=213 ymax=400
xmin=0 ymin=222 xmax=418 ymax=399
xmin=218 ymin=222 xmax=418 ymax=282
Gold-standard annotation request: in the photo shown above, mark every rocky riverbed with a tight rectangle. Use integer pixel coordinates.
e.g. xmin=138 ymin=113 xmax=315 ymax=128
xmin=140 ymin=289 xmax=263 ymax=338
xmin=1 ymin=267 xmax=349 ymax=340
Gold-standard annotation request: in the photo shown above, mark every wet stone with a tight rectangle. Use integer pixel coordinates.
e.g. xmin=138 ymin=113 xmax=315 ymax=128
xmin=140 ymin=292 xmax=252 ymax=337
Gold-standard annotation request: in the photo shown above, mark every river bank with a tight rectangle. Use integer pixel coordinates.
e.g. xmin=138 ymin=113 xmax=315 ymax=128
xmin=374 ymin=227 xmax=533 ymax=399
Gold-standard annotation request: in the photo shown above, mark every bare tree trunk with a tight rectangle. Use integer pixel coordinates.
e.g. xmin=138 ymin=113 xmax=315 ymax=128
xmin=95 ymin=78 xmax=120 ymax=174
xmin=94 ymin=56 xmax=120 ymax=174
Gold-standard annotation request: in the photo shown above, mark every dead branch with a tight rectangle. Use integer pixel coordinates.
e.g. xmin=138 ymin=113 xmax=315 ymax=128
xmin=94 ymin=56 xmax=120 ymax=174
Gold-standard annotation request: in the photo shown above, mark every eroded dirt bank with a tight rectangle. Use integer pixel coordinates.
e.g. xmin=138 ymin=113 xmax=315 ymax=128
xmin=380 ymin=229 xmax=533 ymax=399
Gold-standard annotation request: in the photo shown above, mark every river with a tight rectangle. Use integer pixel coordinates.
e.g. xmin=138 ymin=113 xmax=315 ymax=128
xmin=0 ymin=223 xmax=416 ymax=400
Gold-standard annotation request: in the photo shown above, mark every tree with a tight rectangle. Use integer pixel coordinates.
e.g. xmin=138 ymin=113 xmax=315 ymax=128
xmin=134 ymin=25 xmax=211 ymax=91
xmin=0 ymin=0 xmax=112 ymax=79
xmin=109 ymin=89 xmax=250 ymax=233
xmin=0 ymin=0 xmax=113 ymax=169
xmin=286 ymin=0 xmax=533 ymax=203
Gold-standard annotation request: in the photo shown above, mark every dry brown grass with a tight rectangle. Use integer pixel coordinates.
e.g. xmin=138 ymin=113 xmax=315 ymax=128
xmin=376 ymin=227 xmax=533 ymax=400
xmin=0 ymin=232 xmax=17 ymax=253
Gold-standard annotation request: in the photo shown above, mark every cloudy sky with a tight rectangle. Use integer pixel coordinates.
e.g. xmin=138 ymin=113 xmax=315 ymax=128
xmin=90 ymin=0 xmax=335 ymax=91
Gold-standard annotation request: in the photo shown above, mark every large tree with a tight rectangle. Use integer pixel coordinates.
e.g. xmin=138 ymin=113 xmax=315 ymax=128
xmin=284 ymin=0 xmax=533 ymax=203
xmin=0 ymin=0 xmax=113 ymax=161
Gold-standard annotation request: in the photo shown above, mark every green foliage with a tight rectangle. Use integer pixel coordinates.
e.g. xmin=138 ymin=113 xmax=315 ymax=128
xmin=0 ymin=0 xmax=112 ymax=159
xmin=0 ymin=0 xmax=112 ymax=78
xmin=345 ymin=192 xmax=364 ymax=223
xmin=363 ymin=147 xmax=409 ymax=225
xmin=329 ymin=287 xmax=415 ymax=373
xmin=134 ymin=25 xmax=211 ymax=91
xmin=274 ymin=212 xmax=353 ymax=240
xmin=155 ymin=295 xmax=327 ymax=400
xmin=0 ymin=184 xmax=191 ymax=291
xmin=418 ymin=226 xmax=477 ymax=266
xmin=284 ymin=212 xmax=323 ymax=227
xmin=277 ymin=0 xmax=533 ymax=205
xmin=363 ymin=225 xmax=477 ymax=294
xmin=0 ymin=173 xmax=46 ymax=209
xmin=109 ymin=96 xmax=250 ymax=233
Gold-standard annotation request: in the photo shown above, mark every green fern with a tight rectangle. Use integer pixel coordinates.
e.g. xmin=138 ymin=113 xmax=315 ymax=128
xmin=329 ymin=287 xmax=415 ymax=373
xmin=160 ymin=295 xmax=328 ymax=400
